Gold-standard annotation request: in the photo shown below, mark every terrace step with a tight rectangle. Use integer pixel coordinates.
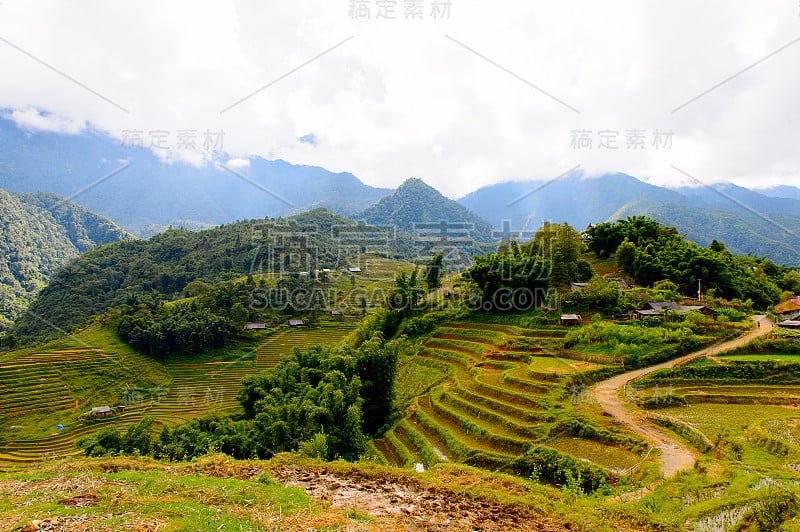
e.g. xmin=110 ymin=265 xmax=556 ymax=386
xmin=438 ymin=390 xmax=541 ymax=442
xmin=450 ymin=381 xmax=543 ymax=424
xmin=394 ymin=421 xmax=436 ymax=468
xmin=423 ymin=394 xmax=530 ymax=456
xmin=414 ymin=399 xmax=516 ymax=470
xmin=405 ymin=415 xmax=453 ymax=462
xmin=374 ymin=435 xmax=404 ymax=467
xmin=441 ymin=390 xmax=544 ymax=439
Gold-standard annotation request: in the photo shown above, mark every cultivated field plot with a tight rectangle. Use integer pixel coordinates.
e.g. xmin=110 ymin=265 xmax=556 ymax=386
xmin=636 ymin=348 xmax=800 ymax=465
xmin=377 ymin=320 xmax=643 ymax=473
xmin=0 ymin=323 xmax=356 ymax=471
xmin=0 ymin=356 xmax=257 ymax=470
xmin=255 ymin=323 xmax=355 ymax=367
xmin=656 ymin=404 xmax=800 ymax=442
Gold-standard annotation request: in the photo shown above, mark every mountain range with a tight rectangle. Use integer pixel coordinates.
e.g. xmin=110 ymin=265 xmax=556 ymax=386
xmin=460 ymin=172 xmax=800 ymax=265
xmin=2 ymin=113 xmax=800 ymax=265
xmin=0 ymin=115 xmax=389 ymax=235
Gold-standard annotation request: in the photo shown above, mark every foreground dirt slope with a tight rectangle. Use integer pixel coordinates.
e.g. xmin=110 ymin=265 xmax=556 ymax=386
xmin=1 ymin=455 xmax=676 ymax=532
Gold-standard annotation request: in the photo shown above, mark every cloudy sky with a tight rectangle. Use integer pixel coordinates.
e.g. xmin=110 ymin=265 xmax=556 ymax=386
xmin=0 ymin=1 xmax=798 ymax=197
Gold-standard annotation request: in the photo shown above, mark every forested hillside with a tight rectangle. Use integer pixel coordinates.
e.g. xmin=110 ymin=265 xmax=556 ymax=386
xmin=587 ymin=216 xmax=800 ymax=307
xmin=10 ymin=208 xmax=402 ymax=343
xmin=0 ymin=189 xmax=132 ymax=331
xmin=356 ymin=178 xmax=495 ymax=243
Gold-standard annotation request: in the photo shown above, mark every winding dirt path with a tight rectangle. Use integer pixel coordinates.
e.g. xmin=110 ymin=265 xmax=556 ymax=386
xmin=592 ymin=315 xmax=773 ymax=477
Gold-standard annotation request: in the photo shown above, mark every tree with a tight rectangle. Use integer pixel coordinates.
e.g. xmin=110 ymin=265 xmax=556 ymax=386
xmin=709 ymin=239 xmax=726 ymax=252
xmin=467 ymin=243 xmax=550 ymax=311
xmin=230 ymin=302 xmax=249 ymax=325
xmin=525 ymin=222 xmax=592 ymax=286
xmin=388 ymin=268 xmax=424 ymax=311
xmin=615 ymin=238 xmax=637 ymax=274
xmin=1 ymin=333 xmax=17 ymax=350
xmin=425 ymin=253 xmax=444 ymax=291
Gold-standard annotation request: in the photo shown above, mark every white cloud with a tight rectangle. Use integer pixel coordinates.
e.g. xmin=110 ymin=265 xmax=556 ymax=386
xmin=0 ymin=0 xmax=798 ymax=197
xmin=226 ymin=157 xmax=250 ymax=169
xmin=4 ymin=108 xmax=85 ymax=134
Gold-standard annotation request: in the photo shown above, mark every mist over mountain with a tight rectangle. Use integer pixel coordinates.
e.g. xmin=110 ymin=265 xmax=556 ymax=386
xmin=0 ymin=116 xmax=389 ymax=235
xmin=3 ymin=116 xmax=800 ymax=266
xmin=459 ymin=173 xmax=800 ymax=266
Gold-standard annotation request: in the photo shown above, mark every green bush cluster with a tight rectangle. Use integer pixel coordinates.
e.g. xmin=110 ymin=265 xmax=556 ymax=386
xmin=511 ymin=447 xmax=611 ymax=494
xmin=640 ymin=360 xmax=800 ymax=386
xmin=587 ymin=216 xmax=794 ymax=308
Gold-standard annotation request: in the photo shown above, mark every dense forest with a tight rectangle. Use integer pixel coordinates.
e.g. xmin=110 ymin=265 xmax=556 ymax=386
xmin=587 ymin=216 xmax=800 ymax=308
xmin=0 ymin=189 xmax=132 ymax=331
xmin=78 ymin=328 xmax=410 ymax=462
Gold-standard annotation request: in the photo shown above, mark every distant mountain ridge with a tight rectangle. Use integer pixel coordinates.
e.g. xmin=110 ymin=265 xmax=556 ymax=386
xmin=460 ymin=173 xmax=800 ymax=266
xmin=0 ymin=115 xmax=390 ymax=235
xmin=757 ymin=185 xmax=800 ymax=200
xmin=458 ymin=172 xmax=686 ymax=232
xmin=0 ymin=189 xmax=132 ymax=330
xmin=3 ymin=112 xmax=800 ymax=266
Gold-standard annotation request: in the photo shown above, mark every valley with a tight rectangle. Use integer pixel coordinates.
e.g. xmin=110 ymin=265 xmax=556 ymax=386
xmin=0 ymin=150 xmax=799 ymax=530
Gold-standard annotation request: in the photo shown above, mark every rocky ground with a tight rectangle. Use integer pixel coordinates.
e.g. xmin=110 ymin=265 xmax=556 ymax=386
xmin=272 ymin=465 xmax=568 ymax=531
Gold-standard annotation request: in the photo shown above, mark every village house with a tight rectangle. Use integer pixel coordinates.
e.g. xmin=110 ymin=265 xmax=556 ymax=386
xmin=641 ymin=301 xmax=715 ymax=318
xmin=776 ymin=298 xmax=800 ymax=321
xmin=288 ymin=319 xmax=305 ymax=328
xmin=560 ymin=314 xmax=582 ymax=326
xmin=87 ymin=406 xmax=114 ymax=418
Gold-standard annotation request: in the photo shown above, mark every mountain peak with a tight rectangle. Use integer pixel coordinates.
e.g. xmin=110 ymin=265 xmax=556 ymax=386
xmin=354 ymin=178 xmax=494 ymax=241
xmin=397 ymin=177 xmax=436 ymax=192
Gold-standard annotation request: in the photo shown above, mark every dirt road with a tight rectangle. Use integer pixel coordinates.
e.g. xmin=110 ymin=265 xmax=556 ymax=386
xmin=592 ymin=316 xmax=773 ymax=477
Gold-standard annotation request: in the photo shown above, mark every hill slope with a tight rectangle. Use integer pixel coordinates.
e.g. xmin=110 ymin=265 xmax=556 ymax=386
xmin=10 ymin=208 xmax=396 ymax=343
xmin=356 ymin=178 xmax=495 ymax=243
xmin=608 ymin=200 xmax=800 ymax=266
xmin=0 ymin=189 xmax=132 ymax=331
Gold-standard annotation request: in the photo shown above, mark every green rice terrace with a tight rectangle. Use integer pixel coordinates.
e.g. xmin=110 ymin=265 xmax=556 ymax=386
xmin=613 ymin=327 xmax=800 ymax=529
xmin=632 ymin=329 xmax=800 ymax=455
xmin=0 ymin=321 xmax=355 ymax=471
xmin=375 ymin=318 xmax=651 ymax=477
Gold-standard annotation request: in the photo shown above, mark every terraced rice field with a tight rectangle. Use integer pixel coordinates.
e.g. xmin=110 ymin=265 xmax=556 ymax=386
xmin=635 ymin=351 xmax=800 ymax=462
xmin=255 ymin=324 xmax=355 ymax=367
xmin=0 ymin=323 xmax=356 ymax=471
xmin=0 ymin=343 xmax=168 ymax=431
xmin=0 ymin=356 xmax=257 ymax=470
xmin=375 ymin=320 xmax=639 ymax=473
xmin=657 ymin=404 xmax=800 ymax=442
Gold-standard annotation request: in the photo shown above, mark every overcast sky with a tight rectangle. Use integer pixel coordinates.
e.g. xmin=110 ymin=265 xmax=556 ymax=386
xmin=0 ymin=1 xmax=798 ymax=197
